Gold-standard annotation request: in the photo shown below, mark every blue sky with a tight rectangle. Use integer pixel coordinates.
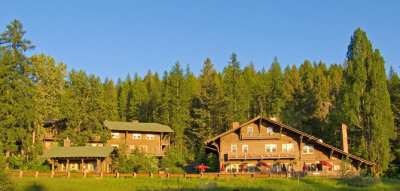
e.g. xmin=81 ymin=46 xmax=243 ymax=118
xmin=1 ymin=0 xmax=399 ymax=81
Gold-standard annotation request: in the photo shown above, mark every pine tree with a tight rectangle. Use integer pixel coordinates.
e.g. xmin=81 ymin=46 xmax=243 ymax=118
xmin=339 ymin=28 xmax=395 ymax=174
xmin=387 ymin=66 xmax=400 ymax=177
xmin=0 ymin=20 xmax=35 ymax=160
xmin=265 ymin=57 xmax=284 ymax=118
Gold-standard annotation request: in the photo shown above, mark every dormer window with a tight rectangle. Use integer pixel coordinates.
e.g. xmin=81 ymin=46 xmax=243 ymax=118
xmin=303 ymin=145 xmax=314 ymax=154
xmin=247 ymin=127 xmax=253 ymax=135
xmin=267 ymin=127 xmax=273 ymax=135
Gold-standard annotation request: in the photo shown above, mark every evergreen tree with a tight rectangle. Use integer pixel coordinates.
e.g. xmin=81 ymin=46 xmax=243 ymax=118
xmin=339 ymin=28 xmax=395 ymax=174
xmin=103 ymin=78 xmax=119 ymax=121
xmin=265 ymin=57 xmax=284 ymax=118
xmin=386 ymin=66 xmax=400 ymax=177
xmin=0 ymin=20 xmax=35 ymax=160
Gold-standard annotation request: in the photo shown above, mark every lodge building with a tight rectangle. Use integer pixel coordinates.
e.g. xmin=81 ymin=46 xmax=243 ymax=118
xmin=41 ymin=120 xmax=173 ymax=172
xmin=204 ymin=115 xmax=374 ymax=175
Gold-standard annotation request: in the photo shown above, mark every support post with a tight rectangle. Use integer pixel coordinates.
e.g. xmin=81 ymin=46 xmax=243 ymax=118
xmin=19 ymin=170 xmax=23 ymax=178
xmin=81 ymin=159 xmax=84 ymax=172
xmin=100 ymin=172 xmax=103 ymax=179
xmin=66 ymin=159 xmax=70 ymax=172
xmin=67 ymin=172 xmax=70 ymax=179
xmin=133 ymin=172 xmax=136 ymax=178
xmin=51 ymin=171 xmax=54 ymax=178
xmin=84 ymin=172 xmax=87 ymax=178
xmin=51 ymin=159 xmax=55 ymax=171
xmin=116 ymin=173 xmax=119 ymax=179
xmin=96 ymin=158 xmax=100 ymax=173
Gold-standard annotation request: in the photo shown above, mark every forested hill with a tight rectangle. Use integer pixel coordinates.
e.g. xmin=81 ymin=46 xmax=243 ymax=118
xmin=0 ymin=20 xmax=399 ymax=176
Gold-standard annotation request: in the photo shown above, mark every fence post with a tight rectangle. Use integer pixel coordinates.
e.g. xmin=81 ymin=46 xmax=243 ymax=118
xmin=51 ymin=171 xmax=54 ymax=178
xmin=167 ymin=173 xmax=170 ymax=178
xmin=217 ymin=173 xmax=220 ymax=178
xmin=150 ymin=173 xmax=153 ymax=178
xmin=19 ymin=170 xmax=23 ymax=178
xmin=100 ymin=172 xmax=103 ymax=179
xmin=252 ymin=173 xmax=255 ymax=178
xmin=200 ymin=173 xmax=203 ymax=178
xmin=67 ymin=172 xmax=71 ymax=179
xmin=116 ymin=173 xmax=119 ymax=179
xmin=269 ymin=172 xmax=271 ymax=178
xmin=35 ymin=171 xmax=39 ymax=178
xmin=234 ymin=173 xmax=237 ymax=178
xmin=133 ymin=172 xmax=136 ymax=178
xmin=184 ymin=173 xmax=187 ymax=178
xmin=84 ymin=172 xmax=87 ymax=178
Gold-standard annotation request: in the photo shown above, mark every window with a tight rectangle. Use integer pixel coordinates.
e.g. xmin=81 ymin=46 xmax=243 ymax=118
xmin=133 ymin=134 xmax=141 ymax=139
xmin=306 ymin=163 xmax=312 ymax=171
xmin=303 ymin=145 xmax=314 ymax=154
xmin=139 ymin=145 xmax=148 ymax=152
xmin=146 ymin=134 xmax=155 ymax=140
xmin=92 ymin=144 xmax=97 ymax=147
xmin=265 ymin=144 xmax=277 ymax=152
xmin=111 ymin=144 xmax=119 ymax=148
xmin=242 ymin=145 xmax=248 ymax=153
xmin=247 ymin=127 xmax=253 ymax=135
xmin=282 ymin=144 xmax=293 ymax=152
xmin=333 ymin=165 xmax=340 ymax=171
xmin=153 ymin=146 xmax=157 ymax=152
xmin=111 ymin=132 xmax=119 ymax=139
xmin=267 ymin=127 xmax=273 ymax=135
xmin=231 ymin=145 xmax=237 ymax=152
xmin=129 ymin=145 xmax=135 ymax=150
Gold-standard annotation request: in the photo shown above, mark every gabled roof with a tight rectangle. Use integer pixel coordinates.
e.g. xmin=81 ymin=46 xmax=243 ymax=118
xmin=41 ymin=146 xmax=114 ymax=158
xmin=104 ymin=121 xmax=174 ymax=133
xmin=205 ymin=115 xmax=374 ymax=166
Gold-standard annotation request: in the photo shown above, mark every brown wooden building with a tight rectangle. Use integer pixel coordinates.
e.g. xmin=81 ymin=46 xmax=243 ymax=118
xmin=104 ymin=120 xmax=173 ymax=157
xmin=41 ymin=142 xmax=115 ymax=173
xmin=204 ymin=116 xmax=374 ymax=175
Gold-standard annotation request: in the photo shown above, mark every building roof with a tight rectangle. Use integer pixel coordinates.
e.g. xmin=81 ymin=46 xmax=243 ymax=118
xmin=205 ymin=115 xmax=374 ymax=166
xmin=41 ymin=146 xmax=114 ymax=158
xmin=104 ymin=121 xmax=174 ymax=133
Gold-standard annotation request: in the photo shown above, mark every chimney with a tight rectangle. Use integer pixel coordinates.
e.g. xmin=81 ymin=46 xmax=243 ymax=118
xmin=232 ymin=122 xmax=239 ymax=129
xmin=64 ymin=137 xmax=71 ymax=147
xmin=342 ymin=124 xmax=348 ymax=153
xmin=132 ymin=120 xmax=139 ymax=123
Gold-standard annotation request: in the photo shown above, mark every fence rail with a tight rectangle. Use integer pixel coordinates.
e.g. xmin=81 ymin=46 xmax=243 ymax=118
xmin=9 ymin=171 xmax=308 ymax=179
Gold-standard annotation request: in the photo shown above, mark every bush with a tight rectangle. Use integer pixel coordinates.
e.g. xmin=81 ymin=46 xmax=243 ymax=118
xmin=0 ymin=154 xmax=15 ymax=191
xmin=165 ymin=167 xmax=185 ymax=174
xmin=114 ymin=150 xmax=158 ymax=174
xmin=161 ymin=147 xmax=186 ymax=170
xmin=21 ymin=158 xmax=51 ymax=172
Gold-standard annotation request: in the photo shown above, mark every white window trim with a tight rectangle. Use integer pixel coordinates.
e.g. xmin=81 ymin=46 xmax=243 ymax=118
xmin=265 ymin=144 xmax=277 ymax=152
xmin=242 ymin=145 xmax=248 ymax=153
xmin=247 ymin=127 xmax=253 ymax=135
xmin=140 ymin=145 xmax=148 ymax=152
xmin=146 ymin=134 xmax=155 ymax=140
xmin=231 ymin=145 xmax=237 ymax=152
xmin=282 ymin=144 xmax=294 ymax=152
xmin=133 ymin=134 xmax=141 ymax=139
xmin=303 ymin=144 xmax=314 ymax=154
xmin=111 ymin=132 xmax=119 ymax=139
xmin=111 ymin=144 xmax=119 ymax=147
xmin=129 ymin=145 xmax=135 ymax=150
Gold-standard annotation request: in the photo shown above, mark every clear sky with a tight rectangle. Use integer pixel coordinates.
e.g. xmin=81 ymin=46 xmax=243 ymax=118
xmin=1 ymin=0 xmax=399 ymax=81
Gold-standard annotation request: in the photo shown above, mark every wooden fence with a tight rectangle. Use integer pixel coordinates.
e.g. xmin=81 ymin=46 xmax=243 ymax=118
xmin=9 ymin=171 xmax=303 ymax=179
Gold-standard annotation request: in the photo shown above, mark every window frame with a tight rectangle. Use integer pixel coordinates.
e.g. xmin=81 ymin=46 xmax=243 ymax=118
xmin=129 ymin=145 xmax=135 ymax=150
xmin=267 ymin=127 xmax=273 ymax=135
xmin=247 ymin=127 xmax=253 ymax=135
xmin=146 ymin=134 xmax=155 ymax=140
xmin=111 ymin=132 xmax=119 ymax=139
xmin=242 ymin=145 xmax=248 ymax=153
xmin=282 ymin=144 xmax=294 ymax=152
xmin=303 ymin=144 xmax=314 ymax=154
xmin=231 ymin=145 xmax=237 ymax=152
xmin=133 ymin=133 xmax=141 ymax=139
xmin=265 ymin=144 xmax=277 ymax=152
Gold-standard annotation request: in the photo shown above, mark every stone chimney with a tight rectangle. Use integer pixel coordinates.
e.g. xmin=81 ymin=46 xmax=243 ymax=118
xmin=342 ymin=124 xmax=348 ymax=153
xmin=132 ymin=120 xmax=139 ymax=123
xmin=232 ymin=122 xmax=239 ymax=129
xmin=64 ymin=137 xmax=71 ymax=147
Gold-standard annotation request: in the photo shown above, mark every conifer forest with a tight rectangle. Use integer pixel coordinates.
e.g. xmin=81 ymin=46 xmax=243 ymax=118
xmin=1 ymin=19 xmax=399 ymax=177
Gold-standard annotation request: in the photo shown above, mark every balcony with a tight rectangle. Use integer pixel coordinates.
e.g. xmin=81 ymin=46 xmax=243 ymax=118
xmin=241 ymin=133 xmax=280 ymax=140
xmin=44 ymin=133 xmax=55 ymax=140
xmin=227 ymin=152 xmax=296 ymax=160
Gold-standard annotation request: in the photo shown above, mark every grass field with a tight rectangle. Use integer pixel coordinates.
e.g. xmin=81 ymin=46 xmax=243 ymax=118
xmin=12 ymin=176 xmax=400 ymax=191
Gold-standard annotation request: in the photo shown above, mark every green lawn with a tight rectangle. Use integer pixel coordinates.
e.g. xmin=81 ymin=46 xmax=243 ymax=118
xmin=12 ymin=176 xmax=400 ymax=191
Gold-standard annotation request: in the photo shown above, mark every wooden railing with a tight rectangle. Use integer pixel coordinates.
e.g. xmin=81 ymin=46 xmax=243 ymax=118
xmin=228 ymin=153 xmax=296 ymax=160
xmin=241 ymin=134 xmax=280 ymax=140
xmin=9 ymin=171 xmax=316 ymax=179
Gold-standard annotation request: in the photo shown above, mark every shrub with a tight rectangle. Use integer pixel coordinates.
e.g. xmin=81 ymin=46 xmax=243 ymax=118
xmin=114 ymin=150 xmax=158 ymax=174
xmin=0 ymin=154 xmax=15 ymax=191
xmin=165 ymin=167 xmax=185 ymax=174
xmin=339 ymin=176 xmax=382 ymax=187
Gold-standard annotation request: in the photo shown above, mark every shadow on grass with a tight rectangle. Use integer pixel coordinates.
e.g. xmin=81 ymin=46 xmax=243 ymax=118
xmin=24 ymin=183 xmax=46 ymax=191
